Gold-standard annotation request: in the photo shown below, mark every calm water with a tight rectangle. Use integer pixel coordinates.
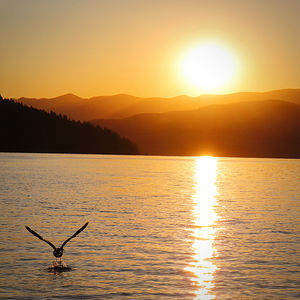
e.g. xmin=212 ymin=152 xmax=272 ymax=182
xmin=0 ymin=153 xmax=299 ymax=299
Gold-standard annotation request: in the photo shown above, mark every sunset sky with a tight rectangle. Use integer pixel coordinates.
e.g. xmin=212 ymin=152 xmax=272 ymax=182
xmin=1 ymin=0 xmax=299 ymax=98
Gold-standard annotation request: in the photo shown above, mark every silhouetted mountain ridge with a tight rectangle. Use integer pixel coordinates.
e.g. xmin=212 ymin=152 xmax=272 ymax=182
xmin=17 ymin=89 xmax=300 ymax=121
xmin=92 ymin=100 xmax=300 ymax=158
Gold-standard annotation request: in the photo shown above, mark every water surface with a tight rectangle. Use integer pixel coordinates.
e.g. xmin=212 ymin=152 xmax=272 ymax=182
xmin=0 ymin=153 xmax=299 ymax=299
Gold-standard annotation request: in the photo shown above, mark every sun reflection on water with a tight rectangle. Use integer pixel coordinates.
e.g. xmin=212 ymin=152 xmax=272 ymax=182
xmin=187 ymin=156 xmax=218 ymax=299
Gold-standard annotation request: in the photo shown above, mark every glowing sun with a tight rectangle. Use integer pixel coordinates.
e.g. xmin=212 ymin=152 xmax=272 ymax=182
xmin=180 ymin=42 xmax=237 ymax=93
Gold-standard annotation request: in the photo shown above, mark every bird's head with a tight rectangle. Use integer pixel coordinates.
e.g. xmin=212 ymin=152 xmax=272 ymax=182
xmin=53 ymin=248 xmax=64 ymax=258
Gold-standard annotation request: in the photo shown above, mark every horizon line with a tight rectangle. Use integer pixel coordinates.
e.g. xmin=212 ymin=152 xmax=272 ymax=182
xmin=6 ymin=87 xmax=300 ymax=101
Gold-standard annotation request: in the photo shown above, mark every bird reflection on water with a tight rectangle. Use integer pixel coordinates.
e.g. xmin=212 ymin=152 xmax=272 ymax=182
xmin=25 ymin=222 xmax=88 ymax=272
xmin=48 ymin=259 xmax=72 ymax=274
xmin=186 ymin=157 xmax=219 ymax=300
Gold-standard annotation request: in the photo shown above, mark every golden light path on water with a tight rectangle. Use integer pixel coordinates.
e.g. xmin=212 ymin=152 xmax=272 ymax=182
xmin=186 ymin=156 xmax=219 ymax=299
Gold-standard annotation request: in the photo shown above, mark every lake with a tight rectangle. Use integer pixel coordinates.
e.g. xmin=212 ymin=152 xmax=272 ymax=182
xmin=0 ymin=153 xmax=299 ymax=299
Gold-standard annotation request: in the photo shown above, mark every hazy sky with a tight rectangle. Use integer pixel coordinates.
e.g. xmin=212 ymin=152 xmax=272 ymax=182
xmin=1 ymin=0 xmax=299 ymax=98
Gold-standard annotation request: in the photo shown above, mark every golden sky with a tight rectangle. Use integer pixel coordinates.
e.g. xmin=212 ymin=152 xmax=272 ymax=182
xmin=1 ymin=0 xmax=299 ymax=98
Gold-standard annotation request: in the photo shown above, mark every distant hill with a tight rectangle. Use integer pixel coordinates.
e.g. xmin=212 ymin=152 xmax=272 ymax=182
xmin=92 ymin=100 xmax=300 ymax=158
xmin=16 ymin=89 xmax=300 ymax=121
xmin=0 ymin=98 xmax=138 ymax=155
xmin=17 ymin=93 xmax=142 ymax=121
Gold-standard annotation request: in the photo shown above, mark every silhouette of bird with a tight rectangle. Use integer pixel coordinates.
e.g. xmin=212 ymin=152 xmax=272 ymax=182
xmin=25 ymin=222 xmax=88 ymax=259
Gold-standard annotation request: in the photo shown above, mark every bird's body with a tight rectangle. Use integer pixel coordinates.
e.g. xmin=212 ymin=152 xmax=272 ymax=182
xmin=53 ymin=247 xmax=64 ymax=258
xmin=25 ymin=222 xmax=88 ymax=260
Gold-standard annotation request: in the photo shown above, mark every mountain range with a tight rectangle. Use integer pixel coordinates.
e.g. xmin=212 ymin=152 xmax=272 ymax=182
xmin=92 ymin=100 xmax=300 ymax=157
xmin=17 ymin=89 xmax=300 ymax=121
xmin=16 ymin=89 xmax=300 ymax=158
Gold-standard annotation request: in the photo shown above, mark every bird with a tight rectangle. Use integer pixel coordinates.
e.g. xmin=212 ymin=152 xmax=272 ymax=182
xmin=25 ymin=222 xmax=88 ymax=260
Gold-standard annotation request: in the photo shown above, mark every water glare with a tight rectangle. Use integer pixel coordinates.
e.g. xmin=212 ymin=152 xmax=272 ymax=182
xmin=187 ymin=156 xmax=218 ymax=299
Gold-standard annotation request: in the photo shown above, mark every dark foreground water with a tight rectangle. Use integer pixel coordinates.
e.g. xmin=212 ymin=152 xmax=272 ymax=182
xmin=0 ymin=153 xmax=299 ymax=299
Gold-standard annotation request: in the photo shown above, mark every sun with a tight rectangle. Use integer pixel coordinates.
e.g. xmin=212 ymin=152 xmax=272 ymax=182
xmin=180 ymin=42 xmax=237 ymax=94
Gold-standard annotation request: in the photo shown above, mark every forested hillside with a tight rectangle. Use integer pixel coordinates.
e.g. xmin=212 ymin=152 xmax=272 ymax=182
xmin=0 ymin=98 xmax=138 ymax=155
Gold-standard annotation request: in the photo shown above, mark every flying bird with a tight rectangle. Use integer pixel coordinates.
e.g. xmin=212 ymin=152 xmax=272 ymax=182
xmin=25 ymin=222 xmax=88 ymax=259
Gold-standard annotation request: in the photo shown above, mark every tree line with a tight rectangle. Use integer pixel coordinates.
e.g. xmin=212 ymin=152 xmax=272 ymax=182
xmin=0 ymin=97 xmax=139 ymax=155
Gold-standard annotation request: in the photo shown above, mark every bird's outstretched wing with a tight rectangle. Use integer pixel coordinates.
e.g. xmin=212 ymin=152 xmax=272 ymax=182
xmin=25 ymin=226 xmax=56 ymax=250
xmin=60 ymin=222 xmax=88 ymax=249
